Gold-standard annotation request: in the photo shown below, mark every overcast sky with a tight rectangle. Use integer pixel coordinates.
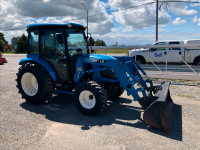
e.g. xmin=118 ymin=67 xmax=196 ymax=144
xmin=0 ymin=0 xmax=200 ymax=45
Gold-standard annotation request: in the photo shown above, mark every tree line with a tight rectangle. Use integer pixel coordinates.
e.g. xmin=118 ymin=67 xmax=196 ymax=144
xmin=89 ymin=37 xmax=106 ymax=46
xmin=0 ymin=32 xmax=28 ymax=53
xmin=0 ymin=32 xmax=106 ymax=53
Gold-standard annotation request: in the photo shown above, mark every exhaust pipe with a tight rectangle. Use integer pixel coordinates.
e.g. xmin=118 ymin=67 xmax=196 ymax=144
xmin=139 ymin=82 xmax=173 ymax=133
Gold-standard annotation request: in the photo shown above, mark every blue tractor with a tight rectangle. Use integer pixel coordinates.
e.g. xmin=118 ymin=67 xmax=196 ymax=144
xmin=16 ymin=23 xmax=173 ymax=132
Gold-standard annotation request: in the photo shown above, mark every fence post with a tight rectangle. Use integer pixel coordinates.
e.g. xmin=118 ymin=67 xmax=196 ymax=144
xmin=165 ymin=48 xmax=168 ymax=75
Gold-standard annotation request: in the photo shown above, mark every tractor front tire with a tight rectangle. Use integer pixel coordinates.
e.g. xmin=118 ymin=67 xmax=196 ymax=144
xmin=16 ymin=63 xmax=54 ymax=104
xmin=74 ymin=81 xmax=107 ymax=116
xmin=106 ymin=86 xmax=124 ymax=99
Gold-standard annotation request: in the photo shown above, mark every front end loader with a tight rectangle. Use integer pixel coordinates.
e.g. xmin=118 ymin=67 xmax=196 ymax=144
xmin=16 ymin=23 xmax=173 ymax=133
xmin=74 ymin=55 xmax=173 ymax=132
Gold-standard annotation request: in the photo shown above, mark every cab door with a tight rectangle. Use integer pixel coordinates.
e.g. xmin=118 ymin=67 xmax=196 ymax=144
xmin=148 ymin=42 xmax=167 ymax=63
xmin=40 ymin=30 xmax=70 ymax=82
xmin=167 ymin=41 xmax=183 ymax=63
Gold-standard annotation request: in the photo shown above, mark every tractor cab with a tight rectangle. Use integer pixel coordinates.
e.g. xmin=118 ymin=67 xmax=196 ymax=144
xmin=27 ymin=23 xmax=89 ymax=84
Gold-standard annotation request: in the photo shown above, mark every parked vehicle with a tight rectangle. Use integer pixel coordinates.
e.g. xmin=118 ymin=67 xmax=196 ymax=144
xmin=128 ymin=40 xmax=200 ymax=65
xmin=16 ymin=23 xmax=173 ymax=132
xmin=0 ymin=51 xmax=7 ymax=65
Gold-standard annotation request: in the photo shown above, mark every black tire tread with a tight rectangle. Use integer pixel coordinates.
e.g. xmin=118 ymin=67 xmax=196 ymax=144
xmin=16 ymin=63 xmax=54 ymax=104
xmin=74 ymin=81 xmax=107 ymax=116
xmin=106 ymin=86 xmax=124 ymax=99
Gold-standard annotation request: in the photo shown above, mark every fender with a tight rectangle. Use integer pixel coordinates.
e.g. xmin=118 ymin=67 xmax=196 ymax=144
xmin=19 ymin=54 xmax=57 ymax=81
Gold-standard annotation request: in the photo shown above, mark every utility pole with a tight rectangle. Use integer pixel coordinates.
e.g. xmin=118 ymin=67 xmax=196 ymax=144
xmin=81 ymin=2 xmax=88 ymax=38
xmin=156 ymin=0 xmax=158 ymax=42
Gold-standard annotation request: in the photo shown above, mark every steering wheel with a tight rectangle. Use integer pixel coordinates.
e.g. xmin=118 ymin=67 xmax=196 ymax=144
xmin=71 ymin=48 xmax=83 ymax=56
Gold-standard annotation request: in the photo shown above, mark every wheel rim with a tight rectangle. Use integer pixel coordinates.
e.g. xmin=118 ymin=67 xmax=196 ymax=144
xmin=79 ymin=90 xmax=96 ymax=109
xmin=21 ymin=73 xmax=38 ymax=96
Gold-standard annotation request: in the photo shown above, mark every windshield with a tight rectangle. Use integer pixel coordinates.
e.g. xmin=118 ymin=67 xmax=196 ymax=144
xmin=66 ymin=29 xmax=88 ymax=56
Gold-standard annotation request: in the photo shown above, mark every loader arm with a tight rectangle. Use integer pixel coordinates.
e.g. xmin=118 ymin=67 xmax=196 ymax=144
xmin=75 ymin=55 xmax=152 ymax=101
xmin=74 ymin=55 xmax=173 ymax=133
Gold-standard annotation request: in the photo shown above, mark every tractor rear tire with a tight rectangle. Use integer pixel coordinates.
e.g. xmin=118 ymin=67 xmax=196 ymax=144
xmin=106 ymin=86 xmax=124 ymax=99
xmin=74 ymin=81 xmax=107 ymax=116
xmin=16 ymin=63 xmax=54 ymax=104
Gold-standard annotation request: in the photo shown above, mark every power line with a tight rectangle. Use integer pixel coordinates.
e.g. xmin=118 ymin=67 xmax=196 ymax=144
xmin=64 ymin=2 xmax=155 ymax=22
xmin=1 ymin=0 xmax=199 ymax=32
xmin=58 ymin=0 xmax=154 ymax=20
xmin=156 ymin=0 xmax=200 ymax=41
xmin=159 ymin=0 xmax=200 ymax=3
xmin=0 ymin=1 xmax=155 ymax=31
xmin=63 ymin=0 xmax=154 ymax=19
xmin=105 ymin=0 xmax=153 ymax=8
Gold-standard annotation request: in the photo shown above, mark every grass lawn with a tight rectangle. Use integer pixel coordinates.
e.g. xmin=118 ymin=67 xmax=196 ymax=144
xmin=2 ymin=52 xmax=15 ymax=54
xmin=95 ymin=48 xmax=130 ymax=54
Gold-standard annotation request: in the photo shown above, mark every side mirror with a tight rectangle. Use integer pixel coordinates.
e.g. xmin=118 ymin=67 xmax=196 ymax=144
xmin=56 ymin=34 xmax=64 ymax=44
xmin=89 ymin=37 xmax=93 ymax=45
xmin=88 ymin=34 xmax=95 ymax=53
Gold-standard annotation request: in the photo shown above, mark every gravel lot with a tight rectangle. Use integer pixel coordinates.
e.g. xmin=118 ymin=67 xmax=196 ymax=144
xmin=0 ymin=54 xmax=200 ymax=150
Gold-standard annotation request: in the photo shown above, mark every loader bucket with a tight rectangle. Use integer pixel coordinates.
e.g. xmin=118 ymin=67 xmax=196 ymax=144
xmin=139 ymin=82 xmax=173 ymax=133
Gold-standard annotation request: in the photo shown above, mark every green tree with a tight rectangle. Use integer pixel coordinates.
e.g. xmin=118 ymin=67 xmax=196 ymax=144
xmin=11 ymin=37 xmax=21 ymax=52
xmin=0 ymin=32 xmax=8 ymax=52
xmin=11 ymin=37 xmax=21 ymax=45
xmin=95 ymin=39 xmax=106 ymax=46
xmin=4 ymin=44 xmax=12 ymax=52
xmin=16 ymin=34 xmax=28 ymax=53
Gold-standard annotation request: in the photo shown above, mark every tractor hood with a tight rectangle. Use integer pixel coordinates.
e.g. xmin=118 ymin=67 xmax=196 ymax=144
xmin=87 ymin=54 xmax=117 ymax=60
xmin=82 ymin=54 xmax=117 ymax=64
xmin=82 ymin=54 xmax=133 ymax=64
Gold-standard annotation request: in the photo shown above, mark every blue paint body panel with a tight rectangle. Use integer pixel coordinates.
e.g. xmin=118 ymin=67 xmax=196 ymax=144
xmin=113 ymin=56 xmax=133 ymax=62
xmin=73 ymin=54 xmax=151 ymax=101
xmin=19 ymin=54 xmax=57 ymax=81
xmin=74 ymin=57 xmax=85 ymax=83
xmin=19 ymin=53 xmax=153 ymax=102
xmin=19 ymin=23 xmax=159 ymax=104
xmin=89 ymin=54 xmax=117 ymax=60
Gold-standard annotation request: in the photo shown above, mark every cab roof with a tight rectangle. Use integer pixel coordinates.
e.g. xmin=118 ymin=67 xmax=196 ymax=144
xmin=27 ymin=23 xmax=85 ymax=31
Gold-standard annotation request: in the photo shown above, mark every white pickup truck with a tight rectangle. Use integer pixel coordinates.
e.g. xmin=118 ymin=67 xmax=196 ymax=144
xmin=128 ymin=40 xmax=200 ymax=65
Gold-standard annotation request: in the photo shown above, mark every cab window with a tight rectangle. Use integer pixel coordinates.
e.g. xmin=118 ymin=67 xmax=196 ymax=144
xmin=29 ymin=30 xmax=39 ymax=54
xmin=169 ymin=42 xmax=181 ymax=50
xmin=40 ymin=30 xmax=65 ymax=55
xmin=155 ymin=42 xmax=166 ymax=51
xmin=66 ymin=29 xmax=88 ymax=56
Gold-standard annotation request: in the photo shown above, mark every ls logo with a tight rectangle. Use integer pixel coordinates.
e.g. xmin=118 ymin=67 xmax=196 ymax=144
xmin=155 ymin=53 xmax=162 ymax=57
